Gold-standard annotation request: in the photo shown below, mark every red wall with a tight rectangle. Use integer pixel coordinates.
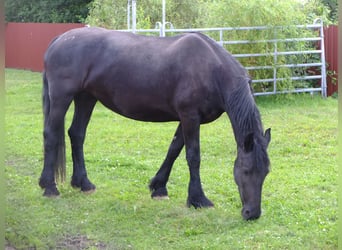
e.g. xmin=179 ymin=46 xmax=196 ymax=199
xmin=324 ymin=25 xmax=338 ymax=96
xmin=5 ymin=22 xmax=85 ymax=72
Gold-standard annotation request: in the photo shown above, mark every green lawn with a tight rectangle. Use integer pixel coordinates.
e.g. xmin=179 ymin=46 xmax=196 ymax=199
xmin=5 ymin=69 xmax=338 ymax=249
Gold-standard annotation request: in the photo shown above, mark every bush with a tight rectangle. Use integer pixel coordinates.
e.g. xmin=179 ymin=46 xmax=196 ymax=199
xmin=86 ymin=0 xmax=202 ymax=29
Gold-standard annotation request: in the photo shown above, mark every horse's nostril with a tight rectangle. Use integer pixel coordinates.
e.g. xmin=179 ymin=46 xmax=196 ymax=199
xmin=242 ymin=207 xmax=261 ymax=220
xmin=243 ymin=208 xmax=250 ymax=218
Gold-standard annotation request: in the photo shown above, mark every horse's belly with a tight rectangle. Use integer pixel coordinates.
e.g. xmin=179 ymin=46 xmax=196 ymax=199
xmin=97 ymin=94 xmax=179 ymax=122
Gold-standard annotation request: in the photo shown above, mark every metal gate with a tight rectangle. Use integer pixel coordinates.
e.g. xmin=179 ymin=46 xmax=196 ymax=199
xmin=123 ymin=19 xmax=327 ymax=97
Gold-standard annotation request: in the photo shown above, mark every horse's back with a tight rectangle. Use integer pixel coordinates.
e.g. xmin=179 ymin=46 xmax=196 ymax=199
xmin=44 ymin=27 xmax=247 ymax=123
xmin=45 ymin=27 xmax=229 ymax=72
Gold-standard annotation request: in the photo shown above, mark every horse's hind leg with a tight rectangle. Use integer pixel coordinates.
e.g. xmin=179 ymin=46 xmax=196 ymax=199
xmin=149 ymin=123 xmax=184 ymax=199
xmin=40 ymin=97 xmax=72 ymax=196
xmin=68 ymin=92 xmax=97 ymax=193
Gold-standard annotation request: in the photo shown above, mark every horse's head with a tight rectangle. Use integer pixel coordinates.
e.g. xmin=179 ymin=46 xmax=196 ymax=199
xmin=234 ymin=128 xmax=271 ymax=220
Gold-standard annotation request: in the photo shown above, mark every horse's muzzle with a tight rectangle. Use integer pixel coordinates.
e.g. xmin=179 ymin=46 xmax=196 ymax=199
xmin=242 ymin=206 xmax=261 ymax=220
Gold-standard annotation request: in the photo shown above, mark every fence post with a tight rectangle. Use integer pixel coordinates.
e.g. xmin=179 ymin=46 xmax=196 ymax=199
xmin=127 ymin=0 xmax=130 ymax=30
xmin=316 ymin=18 xmax=327 ymax=97
xmin=132 ymin=0 xmax=136 ymax=33
xmin=219 ymin=29 xmax=223 ymax=47
xmin=273 ymin=30 xmax=278 ymax=94
xmin=161 ymin=0 xmax=166 ymax=37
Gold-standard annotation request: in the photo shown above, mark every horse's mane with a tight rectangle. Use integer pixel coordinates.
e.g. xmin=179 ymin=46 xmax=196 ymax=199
xmin=226 ymin=78 xmax=264 ymax=145
xmin=227 ymin=81 xmax=269 ymax=171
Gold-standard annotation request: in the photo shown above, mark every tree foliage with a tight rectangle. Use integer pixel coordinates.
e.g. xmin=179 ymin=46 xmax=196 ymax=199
xmin=5 ymin=0 xmax=336 ymax=25
xmin=86 ymin=0 xmax=202 ymax=29
xmin=303 ymin=0 xmax=338 ymax=24
xmin=86 ymin=0 xmax=334 ymax=29
xmin=322 ymin=0 xmax=338 ymax=23
xmin=5 ymin=0 xmax=93 ymax=23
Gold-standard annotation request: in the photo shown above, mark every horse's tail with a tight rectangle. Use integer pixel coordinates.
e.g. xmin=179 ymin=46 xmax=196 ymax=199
xmin=43 ymin=71 xmax=66 ymax=183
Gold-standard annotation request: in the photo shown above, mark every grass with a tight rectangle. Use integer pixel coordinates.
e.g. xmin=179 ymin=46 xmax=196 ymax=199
xmin=5 ymin=69 xmax=338 ymax=249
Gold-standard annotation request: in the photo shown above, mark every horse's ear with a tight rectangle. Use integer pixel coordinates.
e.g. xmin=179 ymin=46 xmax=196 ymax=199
xmin=264 ymin=128 xmax=271 ymax=146
xmin=243 ymin=133 xmax=254 ymax=153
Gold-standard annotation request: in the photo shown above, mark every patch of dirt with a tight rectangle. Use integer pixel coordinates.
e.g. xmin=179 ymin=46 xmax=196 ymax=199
xmin=5 ymin=245 xmax=17 ymax=250
xmin=5 ymin=240 xmax=19 ymax=250
xmin=56 ymin=234 xmax=107 ymax=250
xmin=6 ymin=235 xmax=107 ymax=250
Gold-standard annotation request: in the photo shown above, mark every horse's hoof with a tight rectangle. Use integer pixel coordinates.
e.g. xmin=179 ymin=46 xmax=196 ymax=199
xmin=82 ymin=188 xmax=96 ymax=195
xmin=150 ymin=186 xmax=168 ymax=198
xmin=43 ymin=187 xmax=60 ymax=197
xmin=187 ymin=197 xmax=214 ymax=209
xmin=81 ymin=182 xmax=96 ymax=193
xmin=71 ymin=177 xmax=96 ymax=192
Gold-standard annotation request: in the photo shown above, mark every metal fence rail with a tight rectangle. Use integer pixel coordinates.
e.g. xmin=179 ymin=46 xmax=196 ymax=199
xmin=122 ymin=19 xmax=327 ymax=97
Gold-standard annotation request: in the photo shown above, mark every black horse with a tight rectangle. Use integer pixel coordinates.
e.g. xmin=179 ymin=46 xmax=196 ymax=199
xmin=39 ymin=27 xmax=271 ymax=220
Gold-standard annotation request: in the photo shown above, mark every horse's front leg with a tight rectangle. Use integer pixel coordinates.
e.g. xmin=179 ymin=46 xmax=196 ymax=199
xmin=182 ymin=118 xmax=214 ymax=208
xmin=149 ymin=123 xmax=184 ymax=199
xmin=68 ymin=93 xmax=97 ymax=193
